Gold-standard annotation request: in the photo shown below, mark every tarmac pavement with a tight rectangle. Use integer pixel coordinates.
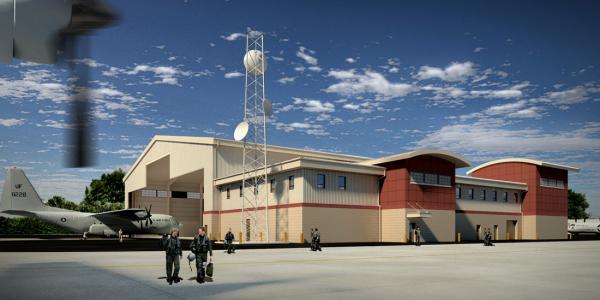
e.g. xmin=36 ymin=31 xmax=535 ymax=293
xmin=0 ymin=241 xmax=599 ymax=300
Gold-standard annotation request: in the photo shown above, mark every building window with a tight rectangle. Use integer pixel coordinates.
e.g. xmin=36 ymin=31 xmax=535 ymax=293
xmin=468 ymin=188 xmax=474 ymax=200
xmin=171 ymin=191 xmax=187 ymax=198
xmin=187 ymin=192 xmax=201 ymax=199
xmin=502 ymin=192 xmax=508 ymax=202
xmin=480 ymin=189 xmax=486 ymax=201
xmin=514 ymin=192 xmax=519 ymax=203
xmin=270 ymin=179 xmax=276 ymax=193
xmin=226 ymin=187 xmax=230 ymax=199
xmin=239 ymin=186 xmax=243 ymax=197
xmin=492 ymin=191 xmax=497 ymax=202
xmin=157 ymin=190 xmax=169 ymax=198
xmin=540 ymin=177 xmax=564 ymax=189
xmin=141 ymin=189 xmax=156 ymax=197
xmin=338 ymin=176 xmax=346 ymax=190
xmin=410 ymin=172 xmax=451 ymax=187
xmin=410 ymin=172 xmax=424 ymax=184
xmin=317 ymin=174 xmax=326 ymax=189
xmin=288 ymin=175 xmax=295 ymax=190
xmin=456 ymin=187 xmax=461 ymax=199
xmin=438 ymin=175 xmax=451 ymax=186
xmin=425 ymin=173 xmax=438 ymax=185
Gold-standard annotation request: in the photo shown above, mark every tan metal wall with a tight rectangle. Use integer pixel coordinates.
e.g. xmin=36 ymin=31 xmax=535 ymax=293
xmin=302 ymin=169 xmax=380 ymax=206
xmin=522 ymin=215 xmax=567 ymax=240
xmin=216 ymin=145 xmax=306 ymax=179
xmin=382 ymin=208 xmax=407 ymax=242
xmin=406 ymin=209 xmax=455 ymax=243
xmin=455 ymin=212 xmax=521 ymax=241
xmin=302 ymin=206 xmax=379 ymax=243
xmin=217 ymin=170 xmax=304 ymax=211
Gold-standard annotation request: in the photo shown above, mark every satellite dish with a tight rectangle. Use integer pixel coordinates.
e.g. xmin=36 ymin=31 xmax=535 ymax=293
xmin=243 ymin=49 xmax=267 ymax=75
xmin=234 ymin=121 xmax=249 ymax=141
xmin=263 ymin=99 xmax=272 ymax=116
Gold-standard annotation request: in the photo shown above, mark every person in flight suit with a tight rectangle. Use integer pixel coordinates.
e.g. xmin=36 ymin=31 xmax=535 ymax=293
xmin=190 ymin=226 xmax=213 ymax=283
xmin=415 ymin=225 xmax=421 ymax=246
xmin=164 ymin=227 xmax=182 ymax=285
xmin=313 ymin=228 xmax=322 ymax=251
xmin=225 ymin=228 xmax=235 ymax=254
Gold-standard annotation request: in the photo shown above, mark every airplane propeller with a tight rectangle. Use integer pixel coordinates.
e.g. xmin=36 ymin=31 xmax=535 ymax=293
xmin=59 ymin=0 xmax=119 ymax=167
xmin=144 ymin=205 xmax=153 ymax=227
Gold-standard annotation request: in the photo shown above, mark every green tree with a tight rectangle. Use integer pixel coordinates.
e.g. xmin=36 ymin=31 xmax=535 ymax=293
xmin=0 ymin=217 xmax=71 ymax=234
xmin=80 ymin=169 xmax=125 ymax=212
xmin=568 ymin=189 xmax=590 ymax=219
xmin=46 ymin=195 xmax=79 ymax=211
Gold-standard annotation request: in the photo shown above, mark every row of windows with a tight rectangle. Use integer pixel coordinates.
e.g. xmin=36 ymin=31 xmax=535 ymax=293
xmin=316 ymin=174 xmax=347 ymax=190
xmin=140 ymin=189 xmax=202 ymax=199
xmin=410 ymin=172 xmax=451 ymax=187
xmin=456 ymin=187 xmax=519 ymax=203
xmin=540 ymin=177 xmax=564 ymax=189
xmin=226 ymin=175 xmax=296 ymax=199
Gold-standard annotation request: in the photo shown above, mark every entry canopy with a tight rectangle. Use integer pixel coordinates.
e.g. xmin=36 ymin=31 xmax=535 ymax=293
xmin=467 ymin=158 xmax=580 ymax=175
xmin=359 ymin=149 xmax=470 ymax=168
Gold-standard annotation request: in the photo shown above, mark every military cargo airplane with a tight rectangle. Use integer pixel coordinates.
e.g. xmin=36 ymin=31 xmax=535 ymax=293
xmin=0 ymin=167 xmax=179 ymax=238
xmin=568 ymin=218 xmax=600 ymax=236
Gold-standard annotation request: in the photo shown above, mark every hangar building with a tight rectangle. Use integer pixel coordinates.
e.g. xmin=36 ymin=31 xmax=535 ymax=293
xmin=123 ymin=135 xmax=579 ymax=242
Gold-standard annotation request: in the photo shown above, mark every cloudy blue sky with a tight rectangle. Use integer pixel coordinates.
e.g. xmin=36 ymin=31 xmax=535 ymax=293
xmin=1 ymin=0 xmax=599 ymax=215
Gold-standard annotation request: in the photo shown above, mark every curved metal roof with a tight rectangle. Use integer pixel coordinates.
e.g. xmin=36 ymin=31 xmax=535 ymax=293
xmin=466 ymin=158 xmax=580 ymax=175
xmin=359 ymin=149 xmax=471 ymax=168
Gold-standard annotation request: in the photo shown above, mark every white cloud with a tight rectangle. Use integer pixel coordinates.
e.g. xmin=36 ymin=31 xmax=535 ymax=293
xmin=273 ymin=121 xmax=329 ymax=136
xmin=128 ymin=118 xmax=156 ymax=126
xmin=220 ymin=32 xmax=246 ymax=41
xmin=224 ymin=71 xmax=244 ymax=79
xmin=0 ymin=118 xmax=25 ymax=127
xmin=325 ymin=69 xmax=414 ymax=100
xmin=416 ymin=61 xmax=476 ymax=82
xmin=38 ymin=109 xmax=67 ymax=115
xmin=346 ymin=58 xmax=357 ymax=63
xmin=277 ymin=77 xmax=295 ymax=84
xmin=296 ymin=47 xmax=318 ymax=65
xmin=308 ymin=66 xmax=322 ymax=72
xmin=474 ymin=47 xmax=486 ymax=53
xmin=292 ymin=98 xmax=335 ymax=113
xmin=542 ymin=86 xmax=589 ymax=106
xmin=416 ymin=121 xmax=600 ymax=154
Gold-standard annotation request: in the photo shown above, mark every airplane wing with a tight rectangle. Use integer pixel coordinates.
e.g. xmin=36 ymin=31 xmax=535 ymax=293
xmin=1 ymin=210 xmax=38 ymax=218
xmin=90 ymin=208 xmax=147 ymax=221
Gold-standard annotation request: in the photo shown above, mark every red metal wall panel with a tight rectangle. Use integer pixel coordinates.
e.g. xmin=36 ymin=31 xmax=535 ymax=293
xmin=471 ymin=162 xmax=567 ymax=216
xmin=380 ymin=156 xmax=455 ymax=210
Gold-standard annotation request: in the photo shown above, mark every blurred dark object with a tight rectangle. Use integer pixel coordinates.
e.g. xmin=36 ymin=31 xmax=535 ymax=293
xmin=59 ymin=0 xmax=119 ymax=167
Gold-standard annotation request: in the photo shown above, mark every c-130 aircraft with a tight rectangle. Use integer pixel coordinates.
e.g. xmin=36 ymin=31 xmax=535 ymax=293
xmin=0 ymin=167 xmax=180 ymax=238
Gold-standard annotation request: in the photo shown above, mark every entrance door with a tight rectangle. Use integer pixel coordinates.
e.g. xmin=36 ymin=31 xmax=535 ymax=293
xmin=409 ymin=222 xmax=416 ymax=243
xmin=476 ymin=225 xmax=481 ymax=241
xmin=506 ymin=220 xmax=516 ymax=240
xmin=494 ymin=225 xmax=498 ymax=240
xmin=245 ymin=219 xmax=251 ymax=241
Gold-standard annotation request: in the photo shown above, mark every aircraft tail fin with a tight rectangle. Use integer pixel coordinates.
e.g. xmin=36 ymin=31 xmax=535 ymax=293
xmin=1 ymin=167 xmax=47 ymax=212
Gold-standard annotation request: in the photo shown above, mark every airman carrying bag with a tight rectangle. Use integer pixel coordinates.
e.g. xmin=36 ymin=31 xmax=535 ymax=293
xmin=206 ymin=262 xmax=214 ymax=277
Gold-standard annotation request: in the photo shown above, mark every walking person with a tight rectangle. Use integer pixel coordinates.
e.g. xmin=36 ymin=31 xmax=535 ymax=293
xmin=415 ymin=225 xmax=421 ymax=246
xmin=190 ymin=226 xmax=213 ymax=283
xmin=313 ymin=228 xmax=322 ymax=251
xmin=118 ymin=228 xmax=123 ymax=243
xmin=164 ymin=227 xmax=182 ymax=285
xmin=224 ymin=228 xmax=235 ymax=254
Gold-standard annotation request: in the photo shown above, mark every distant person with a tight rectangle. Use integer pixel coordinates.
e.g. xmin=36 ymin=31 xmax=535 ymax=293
xmin=313 ymin=228 xmax=322 ymax=251
xmin=190 ymin=226 xmax=213 ymax=283
xmin=118 ymin=228 xmax=123 ymax=243
xmin=164 ymin=227 xmax=182 ymax=285
xmin=415 ymin=226 xmax=421 ymax=246
xmin=225 ymin=228 xmax=235 ymax=254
